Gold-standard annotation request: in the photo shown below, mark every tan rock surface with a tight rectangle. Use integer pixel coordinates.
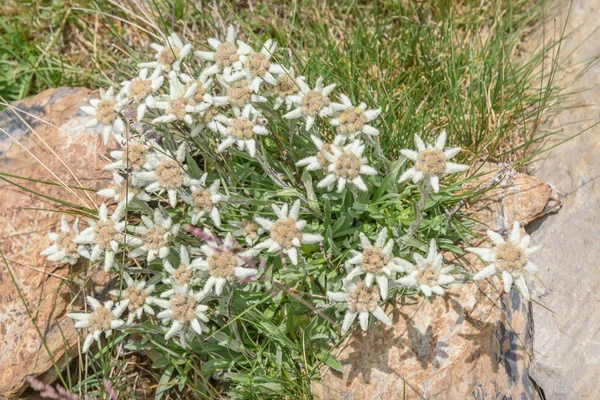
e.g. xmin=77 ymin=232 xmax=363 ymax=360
xmin=0 ymin=87 xmax=110 ymax=398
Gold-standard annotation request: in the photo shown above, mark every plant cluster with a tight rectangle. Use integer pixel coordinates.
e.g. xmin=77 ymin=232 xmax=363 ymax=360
xmin=40 ymin=26 xmax=542 ymax=397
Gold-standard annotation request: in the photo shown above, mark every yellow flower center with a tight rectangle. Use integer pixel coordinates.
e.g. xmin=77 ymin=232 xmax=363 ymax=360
xmin=301 ymin=90 xmax=329 ymax=116
xmin=276 ymin=75 xmax=297 ymax=98
xmin=242 ymin=220 xmax=259 ymax=241
xmin=169 ymin=294 xmax=197 ymax=323
xmin=214 ymin=42 xmax=239 ymax=67
xmin=166 ymin=95 xmax=196 ymax=120
xmin=227 ymin=116 xmax=254 ymax=139
xmin=316 ymin=143 xmax=332 ymax=169
xmin=191 ymin=188 xmax=213 ymax=212
xmin=173 ymin=264 xmax=195 ymax=286
xmin=334 ymin=152 xmax=361 ymax=179
xmin=128 ymin=78 xmax=152 ymax=103
xmin=197 ymin=106 xmax=218 ymax=123
xmin=338 ymin=106 xmax=367 ymax=135
xmin=87 ymin=306 xmax=113 ymax=333
xmin=125 ymin=143 xmax=147 ymax=171
xmin=93 ymin=219 xmax=121 ymax=249
xmin=416 ymin=263 xmax=439 ymax=286
xmin=96 ymin=98 xmax=117 ymax=125
xmin=416 ymin=148 xmax=446 ymax=176
xmin=246 ymin=52 xmax=270 ymax=77
xmin=361 ymin=247 xmax=390 ymax=274
xmin=207 ymin=251 xmax=238 ymax=278
xmin=56 ymin=231 xmax=78 ymax=254
xmin=347 ymin=282 xmax=379 ymax=313
xmin=155 ymin=158 xmax=183 ymax=189
xmin=125 ymin=285 xmax=148 ymax=310
xmin=142 ymin=226 xmax=168 ymax=250
xmin=270 ymin=218 xmax=302 ymax=249
xmin=495 ymin=242 xmax=527 ymax=271
xmin=158 ymin=47 xmax=180 ymax=72
xmin=228 ymin=80 xmax=251 ymax=108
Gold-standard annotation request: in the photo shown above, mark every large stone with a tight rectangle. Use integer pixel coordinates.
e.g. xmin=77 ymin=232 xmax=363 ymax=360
xmin=0 ymin=87 xmax=111 ymax=398
xmin=312 ymin=168 xmax=557 ymax=399
xmin=524 ymin=0 xmax=600 ymax=397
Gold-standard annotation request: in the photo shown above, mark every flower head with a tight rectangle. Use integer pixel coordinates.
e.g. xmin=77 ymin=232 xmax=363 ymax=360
xmin=109 ymin=273 xmax=157 ymax=325
xmin=272 ymin=67 xmax=299 ymax=110
xmin=296 ymin=135 xmax=344 ymax=172
xmin=329 ymin=94 xmax=381 ymax=139
xmin=80 ymin=87 xmax=126 ymax=145
xmin=152 ymin=77 xmax=207 ymax=125
xmin=212 ymin=75 xmax=267 ymax=114
xmin=254 ymin=200 xmax=323 ymax=265
xmin=154 ymin=286 xmax=209 ymax=348
xmin=161 ymin=245 xmax=205 ymax=298
xmin=344 ymin=228 xmax=407 ymax=300
xmin=398 ymin=239 xmax=456 ymax=298
xmin=317 ymin=139 xmax=377 ymax=192
xmin=466 ymin=222 xmax=542 ymax=300
xmin=97 ymin=172 xmax=151 ymax=205
xmin=227 ymin=39 xmax=285 ymax=92
xmin=67 ymin=296 xmax=127 ymax=353
xmin=139 ymin=33 xmax=192 ymax=73
xmin=128 ymin=208 xmax=180 ymax=262
xmin=104 ymin=136 xmax=154 ymax=180
xmin=283 ymin=76 xmax=336 ymax=131
xmin=214 ymin=104 xmax=268 ymax=157
xmin=74 ymin=203 xmax=127 ymax=272
xmin=398 ymin=131 xmax=468 ymax=192
xmin=184 ymin=173 xmax=224 ymax=226
xmin=40 ymin=216 xmax=87 ymax=265
xmin=121 ymin=67 xmax=164 ymax=120
xmin=327 ymin=280 xmax=392 ymax=334
xmin=195 ymin=25 xmax=252 ymax=78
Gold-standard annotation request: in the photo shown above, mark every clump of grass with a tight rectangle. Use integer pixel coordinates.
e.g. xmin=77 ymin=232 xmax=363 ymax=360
xmin=1 ymin=1 xmax=563 ymax=399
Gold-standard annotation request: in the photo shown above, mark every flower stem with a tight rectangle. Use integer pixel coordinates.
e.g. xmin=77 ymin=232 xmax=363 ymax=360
xmin=399 ymin=181 xmax=431 ymax=246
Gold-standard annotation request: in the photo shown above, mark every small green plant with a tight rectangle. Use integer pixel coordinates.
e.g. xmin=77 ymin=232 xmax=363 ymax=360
xmin=36 ymin=24 xmax=545 ymax=399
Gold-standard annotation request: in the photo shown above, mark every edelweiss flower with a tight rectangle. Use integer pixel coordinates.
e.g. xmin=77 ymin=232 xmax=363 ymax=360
xmin=139 ymin=33 xmax=192 ymax=73
xmin=466 ymin=222 xmax=542 ymax=300
xmin=327 ymin=280 xmax=392 ymax=334
xmin=109 ymin=273 xmax=157 ymax=325
xmin=67 ymin=296 xmax=127 ymax=353
xmin=195 ymin=25 xmax=251 ymax=77
xmin=232 ymin=219 xmax=265 ymax=246
xmin=344 ymin=228 xmax=408 ymax=300
xmin=135 ymin=143 xmax=201 ymax=207
xmin=212 ymin=76 xmax=267 ymax=114
xmin=154 ymin=286 xmax=209 ymax=348
xmin=398 ymin=131 xmax=468 ymax=192
xmin=104 ymin=137 xmax=153 ymax=179
xmin=195 ymin=233 xmax=258 ymax=295
xmin=284 ymin=76 xmax=336 ymax=130
xmin=40 ymin=216 xmax=88 ymax=265
xmin=183 ymin=173 xmax=223 ymax=226
xmin=296 ymin=134 xmax=344 ymax=172
xmin=80 ymin=87 xmax=126 ymax=145
xmin=228 ymin=39 xmax=285 ymax=92
xmin=97 ymin=172 xmax=151 ymax=205
xmin=329 ymin=94 xmax=381 ymax=138
xmin=121 ymin=67 xmax=164 ymax=121
xmin=74 ymin=203 xmax=126 ymax=272
xmin=161 ymin=246 xmax=205 ymax=297
xmin=214 ymin=104 xmax=268 ymax=157
xmin=254 ymin=200 xmax=323 ymax=265
xmin=179 ymin=72 xmax=214 ymax=109
xmin=317 ymin=139 xmax=377 ymax=192
xmin=128 ymin=208 xmax=180 ymax=262
xmin=152 ymin=77 xmax=207 ymax=125
xmin=272 ymin=67 xmax=299 ymax=110
xmin=398 ymin=239 xmax=456 ymax=298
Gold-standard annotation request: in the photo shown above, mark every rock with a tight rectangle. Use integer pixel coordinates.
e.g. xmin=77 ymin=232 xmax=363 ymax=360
xmin=312 ymin=168 xmax=558 ymax=399
xmin=0 ymin=87 xmax=111 ymax=398
xmin=524 ymin=1 xmax=600 ymax=397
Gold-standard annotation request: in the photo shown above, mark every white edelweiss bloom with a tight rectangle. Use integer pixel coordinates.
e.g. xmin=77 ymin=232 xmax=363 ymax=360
xmin=398 ymin=130 xmax=469 ymax=193
xmin=161 ymin=245 xmax=206 ymax=298
xmin=97 ymin=172 xmax=151 ymax=205
xmin=271 ymin=67 xmax=299 ymax=111
xmin=104 ymin=137 xmax=154 ymax=181
xmin=398 ymin=239 xmax=457 ymax=298
xmin=128 ymin=208 xmax=180 ymax=263
xmin=154 ymin=286 xmax=209 ymax=348
xmin=74 ymin=203 xmax=127 ymax=272
xmin=152 ymin=77 xmax=208 ymax=125
xmin=109 ymin=273 xmax=157 ymax=325
xmin=466 ymin=222 xmax=542 ymax=301
xmin=329 ymin=94 xmax=381 ymax=139
xmin=283 ymin=76 xmax=336 ymax=131
xmin=195 ymin=25 xmax=252 ymax=78
xmin=212 ymin=75 xmax=267 ymax=114
xmin=121 ymin=66 xmax=164 ymax=121
xmin=227 ymin=39 xmax=286 ymax=92
xmin=317 ymin=139 xmax=377 ymax=192
xmin=179 ymin=72 xmax=215 ymax=109
xmin=213 ymin=104 xmax=268 ymax=158
xmin=67 ymin=296 xmax=127 ymax=353
xmin=138 ymin=32 xmax=192 ymax=73
xmin=80 ymin=87 xmax=126 ymax=145
xmin=327 ymin=280 xmax=392 ymax=335
xmin=254 ymin=200 xmax=324 ymax=266
xmin=194 ymin=233 xmax=258 ymax=296
xmin=296 ymin=134 xmax=344 ymax=172
xmin=40 ymin=216 xmax=88 ymax=265
xmin=232 ymin=219 xmax=265 ymax=246
xmin=343 ymin=228 xmax=408 ymax=300
xmin=134 ymin=143 xmax=201 ymax=208
xmin=182 ymin=173 xmax=224 ymax=227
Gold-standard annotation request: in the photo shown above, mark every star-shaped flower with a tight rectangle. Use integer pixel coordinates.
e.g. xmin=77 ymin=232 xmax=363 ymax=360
xmin=41 ymin=216 xmax=88 ymax=265
xmin=398 ymin=131 xmax=468 ymax=192
xmin=283 ymin=76 xmax=336 ymax=131
xmin=121 ymin=66 xmax=164 ymax=121
xmin=109 ymin=273 xmax=157 ymax=325
xmin=466 ymin=222 xmax=542 ymax=300
xmin=139 ymin=33 xmax=192 ymax=73
xmin=195 ymin=25 xmax=252 ymax=78
xmin=152 ymin=77 xmax=207 ymax=125
xmin=128 ymin=208 xmax=180 ymax=262
xmin=80 ymin=87 xmax=126 ymax=145
xmin=329 ymin=94 xmax=381 ymax=139
xmin=296 ymin=135 xmax=343 ymax=172
xmin=317 ymin=139 xmax=377 ymax=192
xmin=183 ymin=173 xmax=224 ymax=226
xmin=213 ymin=104 xmax=268 ymax=158
xmin=227 ymin=39 xmax=285 ymax=92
